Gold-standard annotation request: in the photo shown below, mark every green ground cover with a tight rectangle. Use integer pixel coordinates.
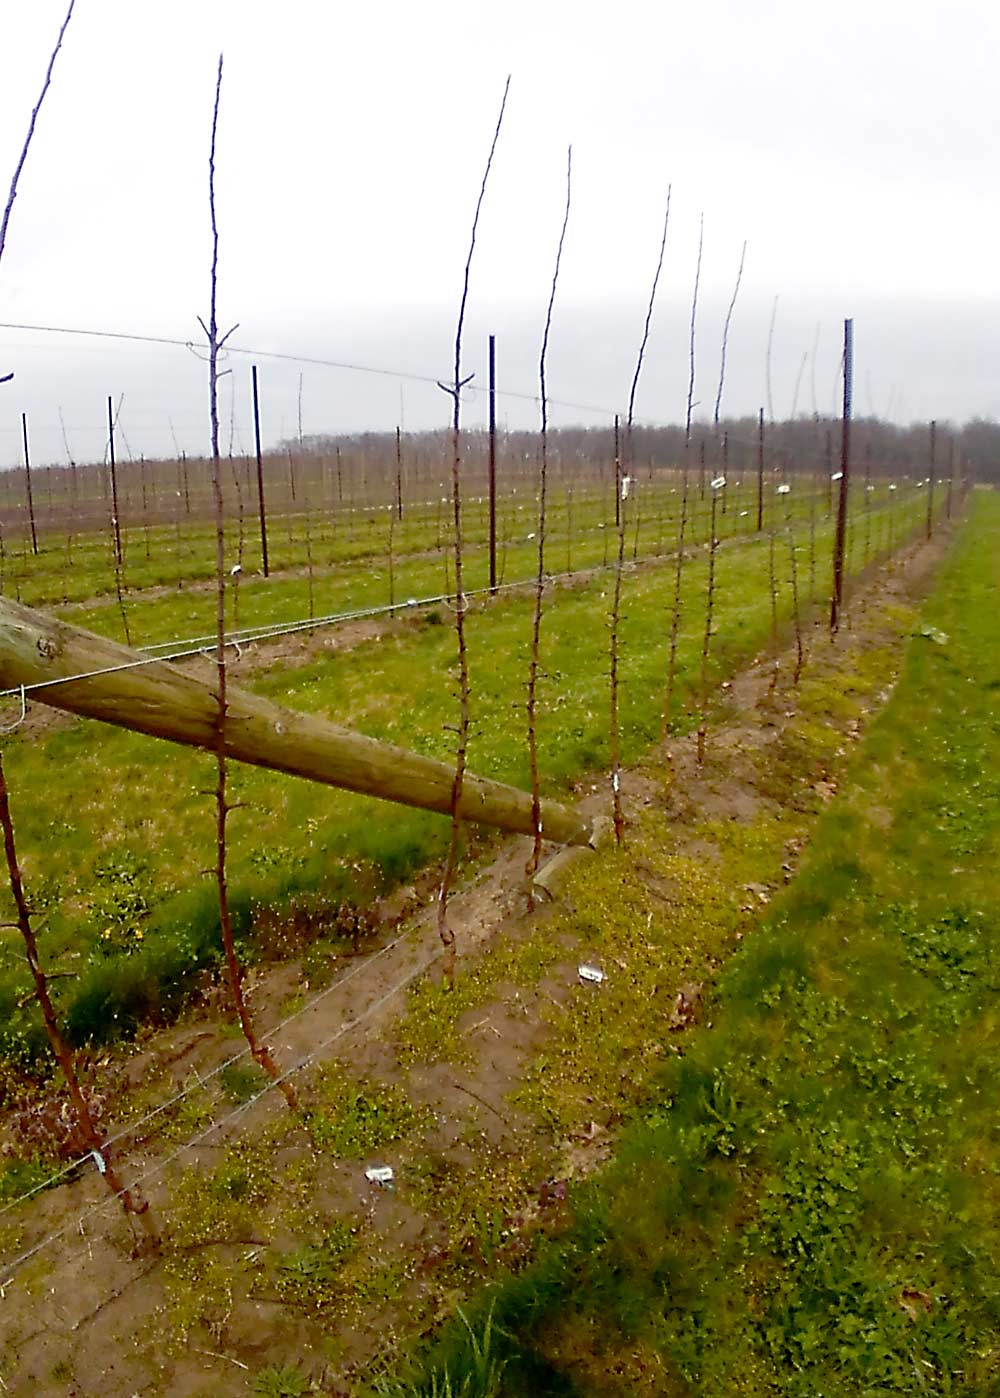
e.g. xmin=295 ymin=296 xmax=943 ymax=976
xmin=0 ymin=487 xmax=927 ymax=1078
xmin=384 ymin=491 xmax=1000 ymax=1396
xmin=7 ymin=476 xmax=902 ymax=649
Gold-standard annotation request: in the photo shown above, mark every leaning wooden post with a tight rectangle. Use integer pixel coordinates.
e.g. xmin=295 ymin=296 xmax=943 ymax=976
xmin=0 ymin=596 xmax=594 ymax=847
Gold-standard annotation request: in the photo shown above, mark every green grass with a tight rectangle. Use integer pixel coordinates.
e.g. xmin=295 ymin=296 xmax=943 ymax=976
xmin=252 ymin=1367 xmax=312 ymax=1398
xmin=9 ymin=474 xmax=906 ymax=654
xmin=382 ymin=491 xmax=1000 ymax=1396
xmin=0 ymin=484 xmax=931 ymax=1077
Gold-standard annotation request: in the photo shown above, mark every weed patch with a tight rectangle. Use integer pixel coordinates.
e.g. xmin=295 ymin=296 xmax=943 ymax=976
xmin=306 ymin=1063 xmax=421 ymax=1158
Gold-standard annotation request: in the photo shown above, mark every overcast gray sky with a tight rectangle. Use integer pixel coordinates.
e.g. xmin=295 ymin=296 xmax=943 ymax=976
xmin=1 ymin=0 xmax=998 ymax=468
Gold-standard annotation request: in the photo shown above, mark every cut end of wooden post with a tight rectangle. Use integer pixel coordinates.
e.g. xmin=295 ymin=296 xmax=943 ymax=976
xmin=532 ymin=816 xmax=612 ymax=902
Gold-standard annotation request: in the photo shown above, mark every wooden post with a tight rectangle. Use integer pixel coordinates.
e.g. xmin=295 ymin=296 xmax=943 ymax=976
xmin=0 ymin=596 xmax=594 ymax=848
xmin=926 ymin=419 xmax=936 ymax=539
xmin=20 ymin=413 xmax=38 ymax=556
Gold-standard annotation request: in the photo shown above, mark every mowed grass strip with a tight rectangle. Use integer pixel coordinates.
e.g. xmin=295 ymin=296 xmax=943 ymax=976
xmin=382 ymin=491 xmax=1000 ymax=1397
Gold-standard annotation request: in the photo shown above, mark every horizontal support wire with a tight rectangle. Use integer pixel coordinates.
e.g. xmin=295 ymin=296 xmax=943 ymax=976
xmin=0 ymin=929 xmax=442 ymax=1288
xmin=0 ymin=488 xmax=918 ymax=704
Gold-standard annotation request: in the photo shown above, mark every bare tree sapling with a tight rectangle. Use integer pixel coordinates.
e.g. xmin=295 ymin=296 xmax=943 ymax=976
xmin=526 ymin=145 xmax=572 ymax=896
xmin=610 ymin=189 xmax=671 ymax=842
xmin=199 ymin=55 xmax=297 ymax=1108
xmin=435 ymin=76 xmax=511 ymax=984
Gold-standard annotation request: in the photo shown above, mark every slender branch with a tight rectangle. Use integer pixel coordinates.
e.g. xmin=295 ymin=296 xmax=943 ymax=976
xmin=790 ymin=349 xmax=808 ymax=420
xmin=685 ymin=213 xmax=705 ymax=443
xmin=540 ymin=153 xmax=573 ymax=442
xmin=665 ymin=218 xmax=706 ymax=751
xmin=526 ymin=145 xmax=572 ymax=895
xmin=808 ymin=455 xmax=818 ymax=604
xmin=0 ymin=0 xmax=76 ymax=266
xmin=229 ymin=457 xmax=245 ymax=630
xmin=386 ymin=488 xmax=395 ymax=616
xmin=202 ymin=53 xmax=297 ymax=1108
xmin=437 ymin=76 xmax=511 ymax=985
xmin=611 ymin=190 xmax=673 ymax=844
xmin=785 ymin=489 xmax=804 ymax=684
xmin=449 ymin=75 xmax=511 ymax=427
xmin=626 ymin=188 xmax=671 ymax=429
xmin=767 ymin=485 xmax=781 ymax=695
xmin=609 ymin=441 xmax=629 ymax=844
xmin=0 ymin=5 xmax=151 ymax=1238
xmin=696 ymin=481 xmax=722 ymax=763
xmin=0 ymin=755 xmax=158 ymax=1243
xmin=662 ymin=463 xmax=690 ymax=747
xmin=809 ymin=321 xmax=820 ymax=419
xmin=765 ymin=294 xmax=778 ymax=424
xmin=713 ymin=238 xmax=746 ymax=427
xmin=395 ymin=424 xmax=404 ymax=521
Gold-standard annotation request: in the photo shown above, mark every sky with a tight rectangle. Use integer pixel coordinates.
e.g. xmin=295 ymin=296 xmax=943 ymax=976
xmin=1 ymin=0 xmax=998 ymax=469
